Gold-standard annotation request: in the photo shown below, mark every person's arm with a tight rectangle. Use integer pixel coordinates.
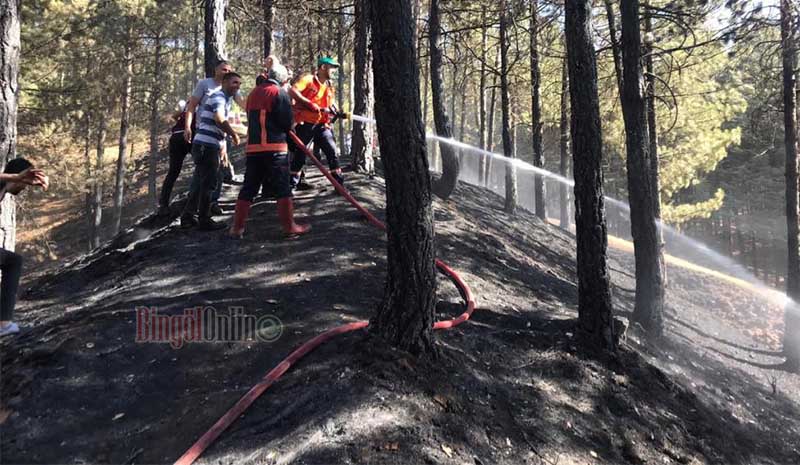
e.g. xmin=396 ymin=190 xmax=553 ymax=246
xmin=183 ymin=96 xmax=201 ymax=142
xmin=212 ymin=109 xmax=240 ymax=146
xmin=234 ymin=90 xmax=246 ymax=109
xmin=277 ymin=90 xmax=294 ymax=134
xmin=288 ymin=86 xmax=320 ymax=112
xmin=1 ymin=169 xmax=49 ymax=190
xmin=185 ymin=80 xmax=207 ymax=142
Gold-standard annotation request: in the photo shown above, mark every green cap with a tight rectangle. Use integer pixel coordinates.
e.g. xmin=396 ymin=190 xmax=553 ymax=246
xmin=318 ymin=56 xmax=340 ymax=68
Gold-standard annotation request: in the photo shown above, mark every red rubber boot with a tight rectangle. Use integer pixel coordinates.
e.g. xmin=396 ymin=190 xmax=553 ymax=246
xmin=277 ymin=197 xmax=311 ymax=236
xmin=228 ymin=199 xmax=252 ymax=239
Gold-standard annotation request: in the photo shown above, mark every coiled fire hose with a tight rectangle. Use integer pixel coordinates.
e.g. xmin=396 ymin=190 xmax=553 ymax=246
xmin=174 ymin=130 xmax=476 ymax=465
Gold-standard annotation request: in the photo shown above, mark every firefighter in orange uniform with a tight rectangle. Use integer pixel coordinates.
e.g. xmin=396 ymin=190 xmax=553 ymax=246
xmin=288 ymin=56 xmax=344 ymax=189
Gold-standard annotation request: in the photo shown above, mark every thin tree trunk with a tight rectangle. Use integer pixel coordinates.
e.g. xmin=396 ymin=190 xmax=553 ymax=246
xmin=351 ymin=0 xmax=373 ymax=173
xmin=0 ymin=0 xmax=20 ymax=251
xmin=559 ymin=53 xmax=571 ymax=230
xmin=429 ymin=0 xmax=459 ymax=199
xmin=458 ymin=76 xmax=467 ymax=167
xmin=486 ymin=55 xmax=498 ymax=186
xmin=781 ymin=0 xmax=800 ymax=370
xmin=500 ymin=2 xmax=517 ymax=214
xmin=93 ymin=110 xmax=107 ymax=250
xmin=423 ymin=54 xmax=430 ymax=130
xmin=83 ymin=113 xmax=93 ymax=228
xmin=530 ymin=0 xmax=545 ymax=219
xmin=620 ymin=0 xmax=665 ymax=336
xmin=262 ymin=0 xmax=274 ymax=57
xmin=113 ymin=26 xmax=133 ymax=236
xmin=205 ymin=0 xmax=227 ymax=77
xmin=644 ymin=0 xmax=666 ymax=284
xmin=192 ymin=10 xmax=200 ymax=83
xmin=337 ymin=1 xmax=346 ymax=157
xmin=565 ymin=0 xmax=616 ymax=350
xmin=149 ymin=34 xmax=163 ymax=208
xmin=604 ymin=0 xmax=624 ymax=95
xmin=368 ymin=0 xmax=437 ymax=355
xmin=478 ymin=6 xmax=488 ymax=183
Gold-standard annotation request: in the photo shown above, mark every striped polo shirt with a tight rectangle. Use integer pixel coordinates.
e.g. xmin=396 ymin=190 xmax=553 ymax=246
xmin=193 ymin=89 xmax=233 ymax=148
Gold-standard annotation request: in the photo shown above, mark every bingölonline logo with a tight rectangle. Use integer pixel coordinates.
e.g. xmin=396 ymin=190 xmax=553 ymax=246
xmin=135 ymin=306 xmax=283 ymax=349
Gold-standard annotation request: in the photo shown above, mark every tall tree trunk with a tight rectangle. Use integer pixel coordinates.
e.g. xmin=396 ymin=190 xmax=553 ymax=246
xmin=337 ymin=2 xmax=346 ymax=157
xmin=478 ymin=6 xmax=488 ymax=183
xmin=458 ymin=76 xmax=467 ymax=166
xmin=351 ymin=0 xmax=374 ymax=173
xmin=368 ymin=0 xmax=437 ymax=356
xmin=204 ymin=0 xmax=227 ymax=77
xmin=149 ymin=34 xmax=163 ymax=208
xmin=565 ymin=0 xmax=616 ymax=350
xmin=192 ymin=10 xmax=200 ymax=83
xmin=781 ymin=0 xmax=800 ymax=370
xmin=0 ymin=0 xmax=19 ymax=252
xmin=113 ymin=26 xmax=133 ymax=236
xmin=429 ymin=0 xmax=459 ymax=199
xmin=423 ymin=51 xmax=430 ymax=130
xmin=559 ymin=53 xmax=571 ymax=230
xmin=530 ymin=0 xmax=545 ymax=220
xmin=93 ymin=110 xmax=107 ymax=250
xmin=644 ymin=0 xmax=666 ymax=284
xmin=486 ymin=57 xmax=498 ymax=187
xmin=285 ymin=14 xmax=294 ymax=65
xmin=604 ymin=0 xmax=624 ymax=95
xmin=500 ymin=3 xmax=517 ymax=214
xmin=620 ymin=0 xmax=665 ymax=336
xmin=83 ymin=113 xmax=93 ymax=232
xmin=262 ymin=0 xmax=274 ymax=57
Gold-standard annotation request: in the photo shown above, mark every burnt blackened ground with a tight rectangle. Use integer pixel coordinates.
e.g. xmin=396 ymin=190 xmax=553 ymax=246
xmin=1 ymin=165 xmax=799 ymax=465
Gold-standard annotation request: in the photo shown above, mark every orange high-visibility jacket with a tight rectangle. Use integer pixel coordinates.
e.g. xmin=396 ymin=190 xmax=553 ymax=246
xmin=293 ymin=74 xmax=335 ymax=125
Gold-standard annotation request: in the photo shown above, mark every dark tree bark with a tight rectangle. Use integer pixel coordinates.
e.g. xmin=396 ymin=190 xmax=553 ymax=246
xmin=620 ymin=0 xmax=665 ymax=336
xmin=204 ymin=0 xmax=228 ymax=77
xmin=93 ymin=109 xmax=108 ymax=250
xmin=262 ymin=0 xmax=274 ymax=57
xmin=350 ymin=0 xmax=374 ymax=173
xmin=429 ymin=0 xmax=459 ymax=200
xmin=530 ymin=0 xmax=546 ymax=220
xmin=781 ymin=0 xmax=800 ymax=370
xmin=500 ymin=3 xmax=517 ymax=214
xmin=604 ymin=0 xmax=624 ymax=95
xmin=337 ymin=2 xmax=346 ymax=157
xmin=368 ymin=0 xmax=437 ymax=355
xmin=565 ymin=0 xmax=616 ymax=350
xmin=148 ymin=33 xmax=163 ymax=208
xmin=0 ymin=0 xmax=19 ymax=251
xmin=644 ymin=0 xmax=666 ymax=283
xmin=113 ymin=25 xmax=133 ymax=236
xmin=559 ymin=53 xmax=571 ymax=230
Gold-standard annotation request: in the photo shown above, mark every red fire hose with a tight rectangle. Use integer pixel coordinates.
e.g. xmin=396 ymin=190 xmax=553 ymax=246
xmin=174 ymin=131 xmax=476 ymax=465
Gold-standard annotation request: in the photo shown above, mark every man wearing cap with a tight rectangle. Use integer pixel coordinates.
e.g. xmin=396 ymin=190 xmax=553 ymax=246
xmin=288 ymin=56 xmax=345 ymax=189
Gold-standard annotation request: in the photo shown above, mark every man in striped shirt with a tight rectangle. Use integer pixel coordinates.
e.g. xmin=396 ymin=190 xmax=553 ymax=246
xmin=180 ymin=72 xmax=242 ymax=231
xmin=184 ymin=60 xmax=245 ymax=215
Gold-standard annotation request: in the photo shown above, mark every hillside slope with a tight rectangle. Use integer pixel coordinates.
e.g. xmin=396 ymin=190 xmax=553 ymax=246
xmin=1 ymin=166 xmax=799 ymax=465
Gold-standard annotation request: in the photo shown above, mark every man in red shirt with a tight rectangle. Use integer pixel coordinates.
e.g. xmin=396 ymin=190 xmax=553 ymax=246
xmin=288 ymin=56 xmax=344 ymax=189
